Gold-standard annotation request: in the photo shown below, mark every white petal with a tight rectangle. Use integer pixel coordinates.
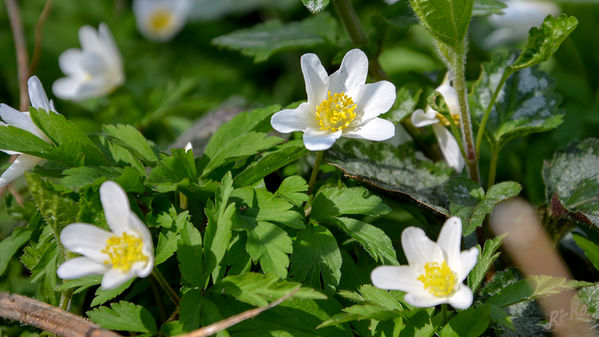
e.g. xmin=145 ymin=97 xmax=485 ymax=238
xmin=432 ymin=124 xmax=465 ymax=172
xmin=0 ymin=104 xmax=48 ymax=140
xmin=348 ymin=81 xmax=396 ymax=120
xmin=68 ymin=79 xmax=117 ymax=101
xmin=401 ymin=227 xmax=444 ymax=269
xmin=447 ymin=284 xmax=473 ymax=309
xmin=100 ymin=181 xmax=131 ymax=235
xmin=101 ymin=268 xmax=136 ymax=289
xmin=270 ymin=103 xmax=313 ymax=133
xmin=133 ymin=0 xmax=189 ymax=41
xmin=328 ymin=49 xmax=368 ymax=94
xmin=457 ymin=247 xmax=479 ymax=283
xmin=437 ymin=216 xmax=462 ymax=273
xmin=371 ymin=265 xmax=422 ymax=293
xmin=0 ymin=154 xmax=43 ymax=187
xmin=57 ymin=256 xmax=108 ymax=279
xmin=435 ymin=75 xmax=460 ymax=117
xmin=127 ymin=213 xmax=154 ymax=277
xmin=411 ymin=108 xmax=439 ymax=128
xmin=58 ymin=49 xmax=85 ymax=76
xmin=52 ymin=77 xmax=81 ymax=100
xmin=79 ymin=25 xmax=102 ymax=53
xmin=27 ymin=76 xmax=55 ymax=113
xmin=300 ymin=53 xmax=329 ymax=105
xmin=97 ymin=23 xmax=123 ymax=73
xmin=60 ymin=223 xmax=112 ymax=262
xmin=302 ymin=128 xmax=341 ymax=151
xmin=344 ymin=118 xmax=395 ymax=141
xmin=404 ymin=292 xmax=447 ymax=308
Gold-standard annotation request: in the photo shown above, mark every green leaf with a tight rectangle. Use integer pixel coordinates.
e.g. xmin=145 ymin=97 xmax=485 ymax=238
xmin=0 ymin=124 xmax=55 ymax=159
xmin=472 ymin=0 xmax=506 ymax=16
xmin=102 ymin=124 xmax=159 ymax=163
xmin=0 ymin=227 xmax=32 ymax=275
xmin=447 ymin=178 xmax=521 ymax=235
xmin=409 ymin=0 xmax=473 ymax=49
xmin=233 ymin=186 xmax=305 ymax=229
xmin=290 ymin=224 xmax=342 ymax=294
xmin=155 ymin=226 xmax=180 ymax=265
xmin=177 ymin=213 xmax=203 ymax=286
xmin=543 ymin=138 xmax=599 ymax=231
xmin=302 ymin=0 xmax=329 ymax=13
xmin=180 ymin=289 xmax=203 ymax=332
xmin=233 ymin=140 xmax=308 ymax=187
xmin=572 ymin=233 xmax=599 ymax=271
xmin=87 ymin=301 xmax=157 ymax=333
xmin=25 ymin=173 xmax=78 ymax=233
xmin=148 ymin=148 xmax=198 ymax=193
xmin=21 ymin=228 xmax=60 ymax=305
xmin=311 ymin=186 xmax=391 ymax=221
xmin=90 ymin=278 xmax=135 ymax=307
xmin=245 ymin=221 xmax=293 ymax=278
xmin=212 ymin=14 xmax=337 ymax=62
xmin=275 ymin=175 xmax=309 ymax=207
xmin=470 ymin=52 xmax=564 ymax=148
xmin=382 ymin=85 xmax=422 ymax=123
xmin=328 ymin=217 xmax=397 ymax=265
xmin=212 ymin=272 xmax=326 ymax=307
xmin=326 ymin=139 xmax=454 ymax=218
xmin=61 ymin=166 xmax=121 ymax=191
xmin=510 ymin=14 xmax=578 ymax=71
xmin=468 ymin=234 xmax=505 ymax=293
xmin=439 ymin=304 xmax=490 ymax=337
xmin=55 ymin=275 xmax=102 ymax=293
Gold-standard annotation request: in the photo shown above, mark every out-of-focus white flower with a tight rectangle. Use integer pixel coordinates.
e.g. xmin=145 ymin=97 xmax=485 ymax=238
xmin=371 ymin=217 xmax=479 ymax=309
xmin=0 ymin=76 xmax=56 ymax=187
xmin=57 ymin=181 xmax=154 ymax=289
xmin=133 ymin=0 xmax=190 ymax=42
xmin=271 ymin=49 xmax=396 ymax=151
xmin=486 ymin=0 xmax=560 ymax=47
xmin=184 ymin=142 xmax=193 ymax=152
xmin=411 ymin=74 xmax=465 ymax=172
xmin=53 ymin=23 xmax=124 ymax=101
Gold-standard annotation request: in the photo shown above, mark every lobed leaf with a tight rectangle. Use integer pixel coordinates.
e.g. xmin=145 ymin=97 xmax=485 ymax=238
xmin=311 ymin=186 xmax=391 ymax=221
xmin=102 ymin=124 xmax=159 ymax=164
xmin=468 ymin=234 xmax=505 ymax=292
xmin=87 ymin=301 xmax=157 ymax=333
xmin=409 ymin=0 xmax=473 ymax=50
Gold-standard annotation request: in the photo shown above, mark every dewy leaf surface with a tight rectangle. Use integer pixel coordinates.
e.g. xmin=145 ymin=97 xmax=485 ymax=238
xmin=302 ymin=0 xmax=329 ymax=13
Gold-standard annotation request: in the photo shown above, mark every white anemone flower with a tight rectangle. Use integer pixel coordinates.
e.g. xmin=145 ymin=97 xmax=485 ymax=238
xmin=270 ymin=49 xmax=396 ymax=151
xmin=411 ymin=74 xmax=465 ymax=172
xmin=57 ymin=181 xmax=154 ymax=289
xmin=0 ymin=76 xmax=56 ymax=187
xmin=371 ymin=217 xmax=479 ymax=309
xmin=133 ymin=0 xmax=190 ymax=42
xmin=486 ymin=0 xmax=560 ymax=48
xmin=53 ymin=23 xmax=124 ymax=101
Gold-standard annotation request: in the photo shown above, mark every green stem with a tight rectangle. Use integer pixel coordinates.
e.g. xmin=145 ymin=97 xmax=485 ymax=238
xmin=475 ymin=69 xmax=511 ymax=159
xmin=179 ymin=192 xmax=188 ymax=210
xmin=307 ymin=151 xmax=324 ymax=196
xmin=487 ymin=144 xmax=501 ymax=188
xmin=152 ymin=268 xmax=181 ymax=306
xmin=441 ymin=304 xmax=448 ymax=325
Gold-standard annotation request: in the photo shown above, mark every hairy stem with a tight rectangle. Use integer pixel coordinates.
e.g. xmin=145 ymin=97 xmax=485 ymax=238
xmin=487 ymin=144 xmax=501 ymax=188
xmin=307 ymin=151 xmax=324 ymax=196
xmin=475 ymin=69 xmax=511 ymax=158
xmin=152 ymin=268 xmax=181 ymax=306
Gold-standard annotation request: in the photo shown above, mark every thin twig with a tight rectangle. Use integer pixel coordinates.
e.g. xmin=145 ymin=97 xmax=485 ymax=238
xmin=0 ymin=291 xmax=123 ymax=337
xmin=30 ymin=0 xmax=54 ymax=74
xmin=5 ymin=0 xmax=30 ymax=111
xmin=175 ymin=287 xmax=300 ymax=337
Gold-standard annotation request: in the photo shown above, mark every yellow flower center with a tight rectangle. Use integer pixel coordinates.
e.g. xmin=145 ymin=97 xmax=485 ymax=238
xmin=417 ymin=261 xmax=457 ymax=297
xmin=148 ymin=9 xmax=174 ymax=33
xmin=315 ymin=91 xmax=357 ymax=132
xmin=435 ymin=112 xmax=460 ymax=127
xmin=101 ymin=232 xmax=147 ymax=272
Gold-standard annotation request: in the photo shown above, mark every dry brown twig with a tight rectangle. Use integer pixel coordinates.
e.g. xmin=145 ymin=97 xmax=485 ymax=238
xmin=29 ymin=0 xmax=53 ymax=74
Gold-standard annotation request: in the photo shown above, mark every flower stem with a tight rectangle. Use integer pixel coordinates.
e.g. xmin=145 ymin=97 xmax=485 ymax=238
xmin=441 ymin=303 xmax=448 ymax=325
xmin=307 ymin=151 xmax=324 ymax=196
xmin=152 ymin=268 xmax=180 ymax=306
xmin=475 ymin=69 xmax=511 ymax=159
xmin=487 ymin=144 xmax=502 ymax=188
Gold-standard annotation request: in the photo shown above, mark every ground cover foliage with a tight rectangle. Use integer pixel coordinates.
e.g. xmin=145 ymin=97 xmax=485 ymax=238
xmin=0 ymin=0 xmax=599 ymax=336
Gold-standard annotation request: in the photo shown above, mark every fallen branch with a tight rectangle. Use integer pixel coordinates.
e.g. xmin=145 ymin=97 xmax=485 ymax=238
xmin=0 ymin=292 xmax=123 ymax=337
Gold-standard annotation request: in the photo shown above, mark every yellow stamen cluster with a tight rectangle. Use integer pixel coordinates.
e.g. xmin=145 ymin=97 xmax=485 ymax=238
xmin=435 ymin=112 xmax=460 ymax=127
xmin=417 ymin=261 xmax=457 ymax=297
xmin=148 ymin=10 xmax=174 ymax=32
xmin=315 ymin=91 xmax=357 ymax=132
xmin=102 ymin=232 xmax=147 ymax=272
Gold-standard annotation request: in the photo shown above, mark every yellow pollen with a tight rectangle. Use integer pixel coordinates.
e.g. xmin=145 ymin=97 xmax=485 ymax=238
xmin=435 ymin=112 xmax=460 ymax=127
xmin=315 ymin=91 xmax=357 ymax=132
xmin=417 ymin=261 xmax=457 ymax=297
xmin=101 ymin=232 xmax=147 ymax=272
xmin=148 ymin=10 xmax=174 ymax=32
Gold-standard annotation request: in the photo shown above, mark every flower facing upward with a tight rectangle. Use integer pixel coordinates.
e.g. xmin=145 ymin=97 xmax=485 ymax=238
xmin=271 ymin=49 xmax=396 ymax=151
xmin=411 ymin=74 xmax=465 ymax=172
xmin=133 ymin=0 xmax=190 ymax=42
xmin=53 ymin=23 xmax=124 ymax=101
xmin=57 ymin=181 xmax=154 ymax=289
xmin=0 ymin=76 xmax=56 ymax=187
xmin=371 ymin=217 xmax=478 ymax=309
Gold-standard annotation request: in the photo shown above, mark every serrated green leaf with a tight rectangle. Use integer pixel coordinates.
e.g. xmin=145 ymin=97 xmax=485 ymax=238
xmin=177 ymin=213 xmax=203 ymax=286
xmin=21 ymin=228 xmax=60 ymax=305
xmin=572 ymin=233 xmax=599 ymax=271
xmin=26 ymin=173 xmax=78 ymax=233
xmin=233 ymin=186 xmax=305 ymax=229
xmin=468 ymin=234 xmax=505 ymax=292
xmin=155 ymin=226 xmax=180 ymax=265
xmin=90 ymin=278 xmax=134 ymax=307
xmin=326 ymin=139 xmax=453 ymax=218
xmin=87 ymin=301 xmax=157 ymax=333
xmin=180 ymin=289 xmax=202 ymax=332
xmin=55 ymin=275 xmax=102 ymax=293
xmin=245 ymin=221 xmax=293 ymax=278
xmin=0 ymin=124 xmax=55 ymax=159
xmin=409 ymin=0 xmax=473 ymax=49
xmin=439 ymin=304 xmax=490 ymax=337
xmin=212 ymin=14 xmax=337 ymax=62
xmin=148 ymin=148 xmax=198 ymax=193
xmin=275 ymin=175 xmax=309 ymax=207
xmin=290 ymin=224 xmax=342 ymax=294
xmin=302 ymin=0 xmax=329 ymax=13
xmin=510 ymin=14 xmax=578 ymax=71
xmin=0 ymin=227 xmax=32 ymax=275
xmin=329 ymin=217 xmax=397 ymax=265
xmin=311 ymin=186 xmax=391 ymax=221
xmin=102 ymin=124 xmax=159 ymax=163
xmin=543 ymin=138 xmax=599 ymax=231
xmin=61 ymin=166 xmax=121 ymax=191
